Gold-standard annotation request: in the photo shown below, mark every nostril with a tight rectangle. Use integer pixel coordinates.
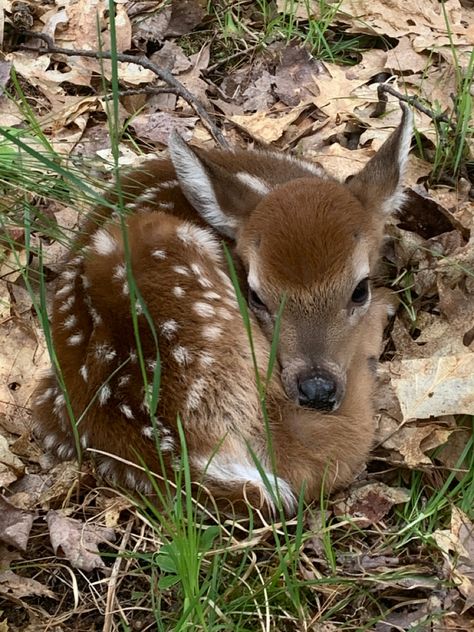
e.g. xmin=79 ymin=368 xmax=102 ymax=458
xmin=298 ymin=376 xmax=337 ymax=410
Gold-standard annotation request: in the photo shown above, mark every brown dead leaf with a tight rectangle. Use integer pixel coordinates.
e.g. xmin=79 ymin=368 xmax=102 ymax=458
xmin=307 ymin=143 xmax=372 ymax=180
xmin=241 ymin=70 xmax=274 ymax=112
xmin=0 ymin=496 xmax=33 ymax=551
xmin=0 ymin=569 xmax=56 ymax=600
xmin=166 ymin=0 xmax=206 ymax=37
xmin=273 ymin=45 xmax=323 ymax=107
xmin=385 ymin=36 xmax=430 ymax=73
xmin=231 ymin=105 xmax=308 ymax=144
xmin=334 ymin=482 xmax=410 ymax=527
xmin=47 ymin=510 xmax=116 ymax=573
xmin=130 ymin=111 xmax=198 ymax=146
xmin=432 ymin=507 xmax=474 ymax=609
xmin=0 ymin=433 xmax=24 ymax=487
xmin=377 ymin=415 xmax=454 ymax=468
xmin=389 ymin=355 xmax=474 ymax=421
xmin=336 ymin=0 xmax=472 ymax=45
xmin=37 ymin=461 xmax=83 ymax=508
xmin=0 ymin=315 xmax=49 ymax=435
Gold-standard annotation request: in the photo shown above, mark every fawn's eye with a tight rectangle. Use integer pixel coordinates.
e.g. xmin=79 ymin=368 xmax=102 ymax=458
xmin=248 ymin=287 xmax=267 ymax=311
xmin=351 ymin=278 xmax=370 ymax=305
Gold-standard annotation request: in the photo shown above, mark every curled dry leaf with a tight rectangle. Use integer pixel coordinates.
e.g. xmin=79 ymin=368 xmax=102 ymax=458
xmin=131 ymin=112 xmax=198 ymax=146
xmin=0 ymin=433 xmax=24 ymax=487
xmin=0 ymin=315 xmax=50 ymax=435
xmin=334 ymin=482 xmax=410 ymax=527
xmin=0 ymin=495 xmax=33 ymax=550
xmin=231 ymin=105 xmax=308 ymax=144
xmin=389 ymin=354 xmax=474 ymax=422
xmin=47 ymin=510 xmax=116 ymax=573
xmin=377 ymin=416 xmax=454 ymax=468
xmin=0 ymin=569 xmax=56 ymax=600
xmin=432 ymin=507 xmax=474 ymax=609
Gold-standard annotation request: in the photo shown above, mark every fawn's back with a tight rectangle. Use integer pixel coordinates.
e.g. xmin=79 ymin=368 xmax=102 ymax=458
xmin=33 ymin=105 xmax=412 ymax=516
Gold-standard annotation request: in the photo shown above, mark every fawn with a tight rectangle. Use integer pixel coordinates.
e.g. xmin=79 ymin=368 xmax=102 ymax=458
xmin=32 ymin=104 xmax=412 ymax=517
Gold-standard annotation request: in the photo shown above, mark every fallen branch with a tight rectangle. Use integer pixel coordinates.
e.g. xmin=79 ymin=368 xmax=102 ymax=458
xmin=377 ymin=83 xmax=456 ymax=130
xmin=18 ymin=31 xmax=229 ymax=148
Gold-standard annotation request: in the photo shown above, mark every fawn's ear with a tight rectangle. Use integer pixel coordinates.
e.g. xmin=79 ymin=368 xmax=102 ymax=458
xmin=348 ymin=103 xmax=413 ymax=214
xmin=168 ymin=132 xmax=267 ymax=238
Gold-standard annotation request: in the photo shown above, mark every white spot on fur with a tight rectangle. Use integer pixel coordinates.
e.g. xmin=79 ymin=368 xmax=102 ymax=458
xmin=173 ymin=265 xmax=190 ymax=276
xmin=190 ymin=262 xmax=203 ymax=276
xmin=122 ymin=281 xmax=129 ymax=296
xmin=119 ymin=403 xmax=134 ymax=419
xmin=142 ymin=426 xmax=154 ymax=439
xmin=194 ymin=454 xmax=297 ymax=515
xmin=99 ymin=384 xmax=111 ymax=405
xmin=202 ymin=325 xmax=222 ymax=341
xmin=58 ymin=296 xmax=75 ymax=313
xmin=135 ymin=300 xmax=143 ymax=316
xmin=67 ymin=332 xmax=83 ymax=346
xmin=57 ymin=442 xmax=75 ymax=460
xmin=113 ymin=263 xmax=126 ymax=280
xmin=118 ymin=374 xmax=131 ymax=387
xmin=161 ymin=319 xmax=178 ymax=338
xmin=63 ymin=314 xmax=77 ymax=330
xmin=186 ymin=377 xmax=207 ymax=411
xmin=88 ymin=305 xmax=102 ymax=326
xmin=152 ymin=249 xmax=167 ymax=260
xmin=203 ymin=291 xmax=220 ymax=301
xmin=62 ymin=268 xmax=78 ymax=281
xmin=173 ymin=286 xmax=185 ymax=298
xmin=159 ymin=201 xmax=174 ymax=210
xmin=56 ymin=283 xmax=73 ymax=298
xmin=197 ymin=276 xmax=213 ymax=289
xmin=81 ymin=275 xmax=91 ymax=290
xmin=70 ymin=256 xmax=83 ymax=266
xmin=94 ymin=343 xmax=117 ymax=362
xmin=160 ymin=179 xmax=178 ymax=188
xmin=92 ymin=229 xmax=118 ymax=256
xmin=43 ymin=434 xmax=58 ymax=451
xmin=147 ymin=358 xmax=157 ymax=372
xmin=34 ymin=387 xmax=54 ymax=406
xmin=172 ymin=345 xmax=191 ymax=366
xmin=79 ymin=364 xmax=88 ymax=382
xmin=129 ymin=350 xmax=137 ymax=363
xmin=199 ymin=352 xmax=215 ymax=367
xmin=193 ymin=301 xmax=215 ymax=318
xmin=236 ymin=172 xmax=271 ymax=196
xmin=53 ymin=393 xmax=65 ymax=415
xmin=160 ymin=435 xmax=175 ymax=452
xmin=176 ymin=223 xmax=221 ymax=260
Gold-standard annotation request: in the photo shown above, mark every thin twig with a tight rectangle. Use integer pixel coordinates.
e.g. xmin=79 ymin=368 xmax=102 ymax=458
xmin=18 ymin=31 xmax=229 ymax=148
xmin=103 ymin=86 xmax=180 ymax=101
xmin=377 ymin=83 xmax=456 ymax=130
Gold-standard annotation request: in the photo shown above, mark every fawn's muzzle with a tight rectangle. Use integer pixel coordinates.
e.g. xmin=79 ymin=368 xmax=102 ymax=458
xmin=297 ymin=371 xmax=339 ymax=411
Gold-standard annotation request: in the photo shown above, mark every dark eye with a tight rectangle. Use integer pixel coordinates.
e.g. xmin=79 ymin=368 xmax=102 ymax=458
xmin=248 ymin=287 xmax=267 ymax=311
xmin=351 ymin=278 xmax=370 ymax=305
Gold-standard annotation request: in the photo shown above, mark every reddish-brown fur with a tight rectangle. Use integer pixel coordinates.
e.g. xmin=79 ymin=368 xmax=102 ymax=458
xmin=32 ymin=106 xmax=412 ymax=517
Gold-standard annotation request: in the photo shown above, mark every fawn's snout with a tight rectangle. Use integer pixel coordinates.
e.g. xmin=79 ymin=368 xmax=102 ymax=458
xmin=297 ymin=369 xmax=340 ymax=411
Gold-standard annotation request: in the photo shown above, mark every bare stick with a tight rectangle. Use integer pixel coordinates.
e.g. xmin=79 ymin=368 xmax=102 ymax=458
xmin=18 ymin=31 xmax=229 ymax=148
xmin=377 ymin=84 xmax=456 ymax=130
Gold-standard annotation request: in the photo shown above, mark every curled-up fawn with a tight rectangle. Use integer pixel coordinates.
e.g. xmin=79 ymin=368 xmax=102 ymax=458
xmin=33 ymin=104 xmax=412 ymax=517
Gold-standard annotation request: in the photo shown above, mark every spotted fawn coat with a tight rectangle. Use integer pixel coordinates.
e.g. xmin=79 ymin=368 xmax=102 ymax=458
xmin=32 ymin=105 xmax=413 ymax=517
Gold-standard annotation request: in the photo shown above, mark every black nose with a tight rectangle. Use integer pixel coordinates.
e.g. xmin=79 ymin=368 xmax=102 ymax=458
xmin=298 ymin=374 xmax=338 ymax=410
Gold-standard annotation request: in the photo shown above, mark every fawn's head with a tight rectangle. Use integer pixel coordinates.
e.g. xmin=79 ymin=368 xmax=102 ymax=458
xmin=169 ymin=105 xmax=412 ymax=411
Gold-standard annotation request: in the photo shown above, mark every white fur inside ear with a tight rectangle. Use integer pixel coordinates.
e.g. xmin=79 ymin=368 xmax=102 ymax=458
xmin=168 ymin=133 xmax=237 ymax=238
xmin=236 ymin=172 xmax=271 ymax=195
xmin=382 ymin=105 xmax=413 ymax=214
